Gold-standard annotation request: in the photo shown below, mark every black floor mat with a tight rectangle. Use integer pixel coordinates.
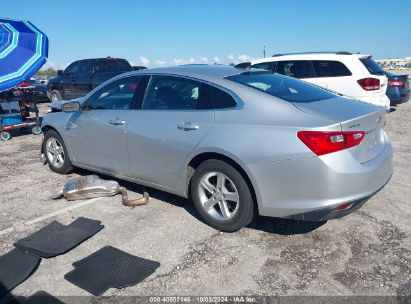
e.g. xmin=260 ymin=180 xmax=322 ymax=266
xmin=64 ymin=246 xmax=160 ymax=295
xmin=0 ymin=249 xmax=41 ymax=297
xmin=14 ymin=217 xmax=104 ymax=258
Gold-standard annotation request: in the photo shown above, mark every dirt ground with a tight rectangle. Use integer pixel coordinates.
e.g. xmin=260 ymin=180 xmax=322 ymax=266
xmin=0 ymin=96 xmax=410 ymax=301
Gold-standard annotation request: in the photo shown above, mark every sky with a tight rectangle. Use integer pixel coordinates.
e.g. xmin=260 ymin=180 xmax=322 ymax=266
xmin=2 ymin=0 xmax=411 ymax=70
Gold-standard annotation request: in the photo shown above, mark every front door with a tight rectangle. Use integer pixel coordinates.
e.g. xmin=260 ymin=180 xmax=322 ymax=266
xmin=66 ymin=76 xmax=141 ymax=174
xmin=126 ymin=75 xmax=214 ymax=188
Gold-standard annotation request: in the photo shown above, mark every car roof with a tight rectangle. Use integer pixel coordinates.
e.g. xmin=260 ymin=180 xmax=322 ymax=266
xmin=127 ymin=64 xmax=245 ymax=82
xmin=252 ymin=52 xmax=371 ymax=64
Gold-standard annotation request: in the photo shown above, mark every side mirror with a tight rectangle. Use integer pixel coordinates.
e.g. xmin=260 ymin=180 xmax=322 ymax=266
xmin=62 ymin=101 xmax=81 ymax=112
xmin=57 ymin=70 xmax=63 ymax=76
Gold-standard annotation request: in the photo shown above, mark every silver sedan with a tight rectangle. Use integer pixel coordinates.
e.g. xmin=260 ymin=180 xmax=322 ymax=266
xmin=41 ymin=65 xmax=393 ymax=231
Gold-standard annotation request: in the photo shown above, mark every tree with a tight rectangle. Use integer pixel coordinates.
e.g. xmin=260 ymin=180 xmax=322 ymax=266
xmin=34 ymin=68 xmax=56 ymax=79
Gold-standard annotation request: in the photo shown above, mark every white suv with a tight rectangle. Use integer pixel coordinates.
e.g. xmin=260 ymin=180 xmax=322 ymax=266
xmin=251 ymin=52 xmax=390 ymax=109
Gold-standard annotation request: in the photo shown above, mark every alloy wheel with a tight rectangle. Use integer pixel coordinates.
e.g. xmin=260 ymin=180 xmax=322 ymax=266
xmin=46 ymin=137 xmax=65 ymax=168
xmin=198 ymin=171 xmax=240 ymax=221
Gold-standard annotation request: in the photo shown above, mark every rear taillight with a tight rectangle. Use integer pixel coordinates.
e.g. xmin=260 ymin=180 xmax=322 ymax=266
xmin=388 ymin=79 xmax=405 ymax=88
xmin=335 ymin=203 xmax=353 ymax=211
xmin=20 ymin=81 xmax=30 ymax=87
xmin=357 ymin=78 xmax=380 ymax=91
xmin=297 ymin=131 xmax=365 ymax=156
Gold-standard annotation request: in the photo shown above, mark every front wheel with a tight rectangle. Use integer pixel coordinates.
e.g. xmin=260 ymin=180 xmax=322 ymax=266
xmin=50 ymin=90 xmax=62 ymax=102
xmin=190 ymin=159 xmax=255 ymax=232
xmin=43 ymin=130 xmax=73 ymax=174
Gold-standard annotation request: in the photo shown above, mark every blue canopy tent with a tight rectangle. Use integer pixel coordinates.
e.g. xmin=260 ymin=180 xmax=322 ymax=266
xmin=0 ymin=18 xmax=48 ymax=92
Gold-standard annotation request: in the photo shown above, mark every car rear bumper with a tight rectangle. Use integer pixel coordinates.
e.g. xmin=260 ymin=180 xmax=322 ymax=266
xmin=248 ymin=142 xmax=393 ymax=220
xmin=387 ymin=89 xmax=410 ymax=105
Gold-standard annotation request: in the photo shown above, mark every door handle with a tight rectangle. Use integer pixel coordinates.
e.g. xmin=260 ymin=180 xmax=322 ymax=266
xmin=177 ymin=122 xmax=199 ymax=131
xmin=109 ymin=119 xmax=126 ymax=126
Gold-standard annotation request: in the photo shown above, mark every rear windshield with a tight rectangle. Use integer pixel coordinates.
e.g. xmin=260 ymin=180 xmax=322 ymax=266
xmin=226 ymin=72 xmax=335 ymax=103
xmin=360 ymin=58 xmax=385 ymax=76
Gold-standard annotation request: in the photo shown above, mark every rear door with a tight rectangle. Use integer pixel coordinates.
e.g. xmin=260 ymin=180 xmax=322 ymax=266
xmin=275 ymin=60 xmax=317 ymax=85
xmin=126 ymin=75 xmax=214 ymax=188
xmin=311 ymin=60 xmax=354 ymax=96
xmin=66 ymin=76 xmax=141 ymax=174
xmin=92 ymin=59 xmax=132 ymax=90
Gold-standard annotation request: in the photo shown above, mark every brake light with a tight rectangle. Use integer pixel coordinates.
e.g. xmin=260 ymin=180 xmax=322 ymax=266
xmin=297 ymin=131 xmax=365 ymax=156
xmin=20 ymin=81 xmax=30 ymax=87
xmin=357 ymin=78 xmax=380 ymax=91
xmin=388 ymin=79 xmax=405 ymax=88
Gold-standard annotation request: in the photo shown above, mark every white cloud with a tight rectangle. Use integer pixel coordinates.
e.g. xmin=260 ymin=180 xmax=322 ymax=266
xmin=139 ymin=56 xmax=150 ymax=67
xmin=227 ymin=54 xmax=255 ymax=64
xmin=199 ymin=56 xmax=209 ymax=63
xmin=238 ymin=54 xmax=254 ymax=62
xmin=155 ymin=60 xmax=166 ymax=66
xmin=212 ymin=56 xmax=221 ymax=64
xmin=172 ymin=57 xmax=197 ymax=65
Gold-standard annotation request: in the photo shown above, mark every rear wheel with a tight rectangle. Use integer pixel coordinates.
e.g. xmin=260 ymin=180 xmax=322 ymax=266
xmin=0 ymin=131 xmax=11 ymax=141
xmin=43 ymin=130 xmax=73 ymax=174
xmin=32 ymin=126 xmax=42 ymax=135
xmin=190 ymin=159 xmax=254 ymax=232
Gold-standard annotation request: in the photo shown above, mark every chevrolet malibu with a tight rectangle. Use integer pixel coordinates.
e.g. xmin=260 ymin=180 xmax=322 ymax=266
xmin=41 ymin=65 xmax=393 ymax=232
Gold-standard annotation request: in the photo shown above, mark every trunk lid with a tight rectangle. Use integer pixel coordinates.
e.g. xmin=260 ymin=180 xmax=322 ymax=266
xmin=292 ymin=96 xmax=387 ymax=163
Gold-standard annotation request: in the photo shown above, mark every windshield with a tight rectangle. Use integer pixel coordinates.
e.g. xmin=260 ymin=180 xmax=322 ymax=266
xmin=226 ymin=72 xmax=336 ymax=103
xmin=360 ymin=58 xmax=385 ymax=76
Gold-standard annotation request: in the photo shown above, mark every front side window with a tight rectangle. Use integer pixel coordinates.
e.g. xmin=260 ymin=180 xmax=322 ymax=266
xmin=86 ymin=76 xmax=140 ymax=110
xmin=142 ymin=76 xmax=211 ymax=110
xmin=275 ymin=60 xmax=316 ymax=79
xmin=64 ymin=62 xmax=81 ymax=75
xmin=312 ymin=60 xmax=352 ymax=77
xmin=226 ymin=72 xmax=335 ymax=103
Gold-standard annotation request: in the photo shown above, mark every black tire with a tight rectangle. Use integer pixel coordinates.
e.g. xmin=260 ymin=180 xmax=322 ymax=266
xmin=0 ymin=131 xmax=11 ymax=141
xmin=43 ymin=130 xmax=73 ymax=174
xmin=190 ymin=159 xmax=254 ymax=232
xmin=50 ymin=90 xmax=62 ymax=102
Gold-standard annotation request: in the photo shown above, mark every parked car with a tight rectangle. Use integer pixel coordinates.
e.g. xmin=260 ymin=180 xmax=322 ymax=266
xmin=250 ymin=52 xmax=390 ymax=110
xmin=384 ymin=71 xmax=410 ymax=105
xmin=47 ymin=57 xmax=133 ymax=101
xmin=16 ymin=78 xmax=49 ymax=102
xmin=41 ymin=65 xmax=393 ymax=232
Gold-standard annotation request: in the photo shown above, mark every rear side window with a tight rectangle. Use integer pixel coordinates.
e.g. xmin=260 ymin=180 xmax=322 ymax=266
xmin=251 ymin=62 xmax=274 ymax=71
xmin=275 ymin=60 xmax=316 ymax=79
xmin=94 ymin=59 xmax=132 ymax=73
xmin=226 ymin=72 xmax=335 ymax=103
xmin=312 ymin=60 xmax=352 ymax=77
xmin=359 ymin=58 xmax=385 ymax=76
xmin=208 ymin=85 xmax=237 ymax=109
xmin=142 ymin=76 xmax=212 ymax=110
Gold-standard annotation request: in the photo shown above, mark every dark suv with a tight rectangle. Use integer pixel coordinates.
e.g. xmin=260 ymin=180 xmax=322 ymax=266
xmin=47 ymin=57 xmax=133 ymax=101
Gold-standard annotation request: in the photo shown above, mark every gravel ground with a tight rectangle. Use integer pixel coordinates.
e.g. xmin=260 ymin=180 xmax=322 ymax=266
xmin=0 ymin=97 xmax=410 ymax=301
